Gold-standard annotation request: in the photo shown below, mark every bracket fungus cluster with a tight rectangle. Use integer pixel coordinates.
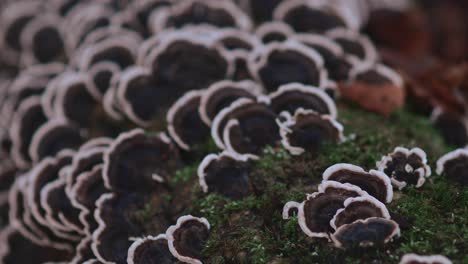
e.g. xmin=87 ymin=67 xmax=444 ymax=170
xmin=437 ymin=148 xmax=468 ymax=186
xmin=283 ymin=164 xmax=399 ymax=248
xmin=377 ymin=147 xmax=432 ymax=190
xmin=0 ymin=0 xmax=464 ymax=263
xmin=127 ymin=215 xmax=210 ymax=264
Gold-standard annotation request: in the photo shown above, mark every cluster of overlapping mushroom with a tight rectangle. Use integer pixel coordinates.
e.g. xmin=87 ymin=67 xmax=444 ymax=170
xmin=281 ymin=148 xmax=430 ymax=248
xmin=0 ymin=129 xmax=216 ymax=263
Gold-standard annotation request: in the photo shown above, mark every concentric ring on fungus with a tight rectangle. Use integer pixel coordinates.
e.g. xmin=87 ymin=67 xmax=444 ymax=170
xmin=323 ymin=163 xmax=393 ymax=203
xmin=278 ymin=108 xmax=344 ymax=155
xmin=167 ymin=90 xmax=210 ymax=151
xmin=127 ymin=234 xmax=177 ymax=264
xmin=290 ymin=181 xmax=367 ymax=239
xmin=330 ymin=217 xmax=400 ymax=248
xmin=217 ymin=97 xmax=280 ymax=157
xmin=166 ymin=215 xmax=210 ymax=264
xmin=399 ymin=253 xmax=452 ymax=264
xmin=28 ymin=119 xmax=85 ymax=163
xmin=273 ymin=0 xmax=359 ymax=33
xmin=198 ymin=151 xmax=251 ymax=199
xmin=199 ymin=80 xmax=263 ymax=126
xmin=330 ymin=195 xmax=391 ymax=230
xmin=150 ymin=0 xmax=252 ymax=34
xmin=436 ymin=148 xmax=468 ymax=186
xmin=377 ymin=147 xmax=431 ymax=190
xmin=248 ymin=39 xmax=328 ymax=93
xmin=103 ymin=128 xmax=180 ymax=193
xmin=269 ymin=83 xmax=338 ymax=118
xmin=70 ymin=165 xmax=108 ymax=236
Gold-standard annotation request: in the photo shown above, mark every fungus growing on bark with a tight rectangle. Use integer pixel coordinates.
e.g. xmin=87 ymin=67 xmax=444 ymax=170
xmin=399 ymin=254 xmax=452 ymax=264
xmin=436 ymin=148 xmax=468 ymax=186
xmin=127 ymin=234 xmax=177 ymax=264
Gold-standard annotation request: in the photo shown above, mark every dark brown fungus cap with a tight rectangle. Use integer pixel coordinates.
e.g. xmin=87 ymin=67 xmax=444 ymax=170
xmin=127 ymin=234 xmax=177 ymax=264
xmin=297 ymin=181 xmax=367 ymax=239
xmin=167 ymin=90 xmax=210 ymax=151
xmin=151 ymin=0 xmax=251 ymax=33
xmin=65 ymin=147 xmax=106 ymax=195
xmin=166 ymin=215 xmax=210 ymax=264
xmin=70 ymin=165 xmax=107 ymax=235
xmin=399 ymin=254 xmax=452 ymax=264
xmin=326 ymin=28 xmax=378 ymax=63
xmin=278 ymin=108 xmax=343 ymax=155
xmin=331 ymin=217 xmax=400 ymax=248
xmin=116 ymin=66 xmax=164 ymax=126
xmin=211 ymin=97 xmax=277 ymax=152
xmin=249 ymin=40 xmax=327 ymax=92
xmin=103 ymin=129 xmax=181 ymax=193
xmin=26 ymin=150 xmax=74 ymax=229
xmin=87 ymin=61 xmax=121 ymax=98
xmin=29 ymin=119 xmax=85 ymax=163
xmin=40 ymin=176 xmax=85 ymax=235
xmin=92 ymin=191 xmax=171 ymax=264
xmin=0 ymin=225 xmax=72 ymax=264
xmin=55 ymin=73 xmax=101 ymax=127
xmin=215 ymin=28 xmax=259 ymax=52
xmin=255 ymin=22 xmax=295 ymax=44
xmin=19 ymin=13 xmax=65 ymax=65
xmin=239 ymin=0 xmax=283 ymax=24
xmin=330 ymin=196 xmax=390 ymax=230
xmin=131 ymin=0 xmax=172 ymax=37
xmin=437 ymin=149 xmax=468 ymax=186
xmin=294 ymin=33 xmax=354 ymax=81
xmin=377 ymin=147 xmax=431 ymax=190
xmin=431 ymin=108 xmax=468 ymax=148
xmin=0 ymin=1 xmax=42 ymax=64
xmin=269 ymin=83 xmax=337 ymax=117
xmin=273 ymin=0 xmax=356 ymax=33
xmin=147 ymin=33 xmax=231 ymax=96
xmin=221 ymin=99 xmax=280 ymax=157
xmin=198 ymin=151 xmax=251 ymax=199
xmin=199 ymin=80 xmax=262 ymax=125
xmin=323 ymin=163 xmax=393 ymax=203
xmin=10 ymin=175 xmax=76 ymax=250
xmin=0 ymin=161 xmax=17 ymax=205
xmin=9 ymin=96 xmax=47 ymax=169
xmin=79 ymin=36 xmax=138 ymax=71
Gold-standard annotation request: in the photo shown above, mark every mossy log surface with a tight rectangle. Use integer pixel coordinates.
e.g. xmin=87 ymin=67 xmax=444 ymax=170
xmin=139 ymin=103 xmax=468 ymax=264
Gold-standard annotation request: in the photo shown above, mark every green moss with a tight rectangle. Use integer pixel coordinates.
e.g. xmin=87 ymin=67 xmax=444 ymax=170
xmin=141 ymin=103 xmax=466 ymax=263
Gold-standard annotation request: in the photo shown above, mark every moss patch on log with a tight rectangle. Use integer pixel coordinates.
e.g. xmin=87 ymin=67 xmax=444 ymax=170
xmin=140 ymin=103 xmax=467 ymax=263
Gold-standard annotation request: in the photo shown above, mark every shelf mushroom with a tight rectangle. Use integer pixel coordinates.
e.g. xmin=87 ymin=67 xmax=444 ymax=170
xmin=166 ymin=215 xmax=210 ymax=264
xmin=127 ymin=234 xmax=177 ymax=264
xmin=399 ymin=254 xmax=452 ymax=264
xmin=277 ymin=108 xmax=343 ymax=156
xmin=377 ymin=147 xmax=431 ymax=190
xmin=323 ymin=163 xmax=393 ymax=203
xmin=436 ymin=148 xmax=468 ymax=186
